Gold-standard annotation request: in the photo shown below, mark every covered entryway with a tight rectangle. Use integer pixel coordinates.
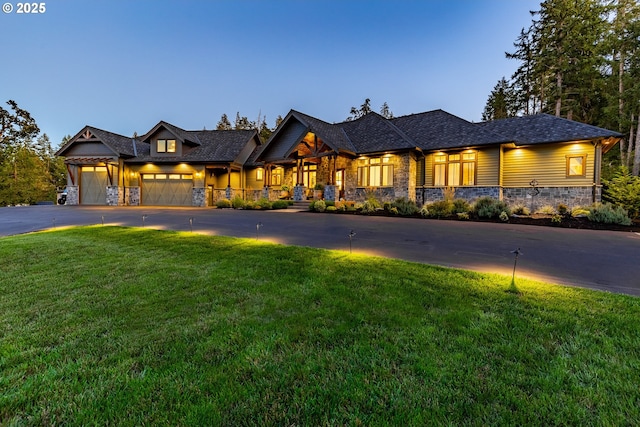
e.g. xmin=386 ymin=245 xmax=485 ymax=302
xmin=141 ymin=173 xmax=193 ymax=206
xmin=81 ymin=166 xmax=108 ymax=205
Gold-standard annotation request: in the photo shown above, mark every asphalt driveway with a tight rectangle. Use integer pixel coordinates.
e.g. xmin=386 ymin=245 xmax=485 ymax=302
xmin=1 ymin=205 xmax=639 ymax=296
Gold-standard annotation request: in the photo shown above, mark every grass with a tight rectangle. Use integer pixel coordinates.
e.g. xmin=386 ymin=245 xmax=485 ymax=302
xmin=1 ymin=226 xmax=639 ymax=425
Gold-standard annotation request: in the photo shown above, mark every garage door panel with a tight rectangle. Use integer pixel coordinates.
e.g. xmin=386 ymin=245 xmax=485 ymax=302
xmin=142 ymin=174 xmax=192 ymax=206
xmin=81 ymin=167 xmax=108 ymax=205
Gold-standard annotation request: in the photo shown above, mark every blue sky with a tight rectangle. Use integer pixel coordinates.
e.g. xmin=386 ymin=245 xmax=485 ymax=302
xmin=1 ymin=0 xmax=541 ymax=147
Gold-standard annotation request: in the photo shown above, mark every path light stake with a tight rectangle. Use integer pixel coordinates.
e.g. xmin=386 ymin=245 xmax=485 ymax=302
xmin=189 ymin=217 xmax=194 ymax=232
xmin=256 ymin=222 xmax=263 ymax=240
xmin=348 ymin=229 xmax=356 ymax=254
xmin=101 ymin=215 xmax=104 ymax=226
xmin=511 ymin=248 xmax=523 ymax=287
xmin=142 ymin=215 xmax=148 ymax=228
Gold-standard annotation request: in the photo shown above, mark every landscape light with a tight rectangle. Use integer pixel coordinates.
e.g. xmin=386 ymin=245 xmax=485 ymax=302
xmin=511 ymin=248 xmax=523 ymax=287
xmin=348 ymin=229 xmax=356 ymax=254
xmin=256 ymin=222 xmax=263 ymax=240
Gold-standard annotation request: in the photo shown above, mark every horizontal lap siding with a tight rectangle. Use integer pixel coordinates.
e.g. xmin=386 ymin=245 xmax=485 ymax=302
xmin=502 ymin=142 xmax=594 ymax=187
xmin=423 ymin=146 xmax=499 ymax=186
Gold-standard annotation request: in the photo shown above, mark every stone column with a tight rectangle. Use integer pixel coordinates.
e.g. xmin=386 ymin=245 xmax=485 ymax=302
xmin=293 ymin=184 xmax=305 ymax=201
xmin=324 ymin=185 xmax=336 ymax=202
xmin=66 ymin=186 xmax=79 ymax=205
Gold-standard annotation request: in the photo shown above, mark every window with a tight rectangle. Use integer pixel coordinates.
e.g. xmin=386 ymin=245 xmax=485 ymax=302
xmin=432 ymin=151 xmax=476 ymax=186
xmin=157 ymin=139 xmax=176 ymax=153
xmin=294 ymin=164 xmax=317 ymax=188
xmin=357 ymin=156 xmax=394 ymax=187
xmin=567 ymin=155 xmax=586 ymax=177
xmin=272 ymin=168 xmax=283 ymax=186
xmin=256 ymin=168 xmax=264 ymax=181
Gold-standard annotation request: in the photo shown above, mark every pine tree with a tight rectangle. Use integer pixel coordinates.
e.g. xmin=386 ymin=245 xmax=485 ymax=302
xmin=216 ymin=113 xmax=232 ymax=130
xmin=482 ymin=77 xmax=519 ymax=121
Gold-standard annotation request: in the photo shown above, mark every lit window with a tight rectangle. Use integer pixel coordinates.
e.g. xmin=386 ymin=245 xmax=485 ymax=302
xmin=272 ymin=168 xmax=282 ymax=186
xmin=432 ymin=151 xmax=476 ymax=186
xmin=157 ymin=139 xmax=176 ymax=153
xmin=357 ymin=157 xmax=394 ymax=187
xmin=567 ymin=155 xmax=586 ymax=177
xmin=256 ymin=168 xmax=264 ymax=181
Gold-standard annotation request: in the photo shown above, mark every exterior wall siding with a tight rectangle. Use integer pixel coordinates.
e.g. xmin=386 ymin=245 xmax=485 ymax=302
xmin=502 ymin=142 xmax=595 ymax=187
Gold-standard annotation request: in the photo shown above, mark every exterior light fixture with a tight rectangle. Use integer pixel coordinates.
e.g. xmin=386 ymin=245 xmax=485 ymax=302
xmin=510 ymin=248 xmax=523 ymax=288
xmin=142 ymin=214 xmax=148 ymax=227
xmin=348 ymin=229 xmax=356 ymax=254
xmin=256 ymin=222 xmax=263 ymax=239
xmin=189 ymin=217 xmax=194 ymax=232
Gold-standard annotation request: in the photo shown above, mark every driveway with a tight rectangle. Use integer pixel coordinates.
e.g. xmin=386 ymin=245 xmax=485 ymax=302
xmin=1 ymin=205 xmax=639 ymax=296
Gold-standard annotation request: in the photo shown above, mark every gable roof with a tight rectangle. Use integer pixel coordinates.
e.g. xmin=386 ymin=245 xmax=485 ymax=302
xmin=477 ymin=114 xmax=622 ymax=146
xmin=56 ymin=125 xmax=143 ymax=158
xmin=131 ymin=122 xmax=259 ymax=163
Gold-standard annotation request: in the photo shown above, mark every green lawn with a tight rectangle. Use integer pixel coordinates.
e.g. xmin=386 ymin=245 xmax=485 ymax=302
xmin=1 ymin=226 xmax=639 ymax=426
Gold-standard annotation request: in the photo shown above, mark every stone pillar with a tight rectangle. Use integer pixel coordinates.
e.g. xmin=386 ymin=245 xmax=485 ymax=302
xmin=66 ymin=186 xmax=79 ymax=205
xmin=324 ymin=185 xmax=337 ymax=202
xmin=192 ymin=187 xmax=207 ymax=207
xmin=106 ymin=186 xmax=121 ymax=206
xmin=262 ymin=187 xmax=270 ymax=200
xmin=293 ymin=184 xmax=305 ymax=201
xmin=127 ymin=187 xmax=140 ymax=206
xmin=225 ymin=186 xmax=233 ymax=200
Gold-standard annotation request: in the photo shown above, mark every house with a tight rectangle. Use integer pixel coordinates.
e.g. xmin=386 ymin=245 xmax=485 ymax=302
xmin=56 ymin=109 xmax=621 ymax=209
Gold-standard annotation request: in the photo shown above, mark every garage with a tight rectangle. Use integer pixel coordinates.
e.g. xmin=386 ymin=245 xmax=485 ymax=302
xmin=81 ymin=166 xmax=108 ymax=205
xmin=141 ymin=173 xmax=193 ymax=206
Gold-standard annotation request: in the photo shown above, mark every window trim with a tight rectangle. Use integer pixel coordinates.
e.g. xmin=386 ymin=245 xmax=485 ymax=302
xmin=566 ymin=154 xmax=587 ymax=178
xmin=157 ymin=139 xmax=176 ymax=153
xmin=432 ymin=151 xmax=477 ymax=186
xmin=357 ymin=156 xmax=394 ymax=187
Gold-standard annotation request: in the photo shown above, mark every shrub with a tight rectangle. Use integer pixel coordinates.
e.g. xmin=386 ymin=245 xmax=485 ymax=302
xmin=427 ymin=200 xmax=453 ymax=218
xmin=334 ymin=201 xmax=347 ymax=211
xmin=452 ymin=198 xmax=471 ymax=214
xmin=383 ymin=201 xmax=392 ymax=211
xmin=215 ymin=198 xmax=231 ymax=208
xmin=603 ymin=167 xmax=640 ymax=218
xmin=308 ymin=201 xmax=316 ymax=211
xmin=256 ymin=198 xmax=272 ymax=209
xmin=245 ymin=200 xmax=256 ymax=210
xmin=361 ymin=200 xmax=378 ymax=214
xmin=442 ymin=186 xmax=455 ymax=202
xmin=537 ymin=205 xmax=556 ymax=215
xmin=314 ymin=200 xmax=327 ymax=212
xmin=474 ymin=197 xmax=510 ymax=219
xmin=499 ymin=211 xmax=509 ymax=222
xmin=587 ymin=203 xmax=632 ymax=226
xmin=557 ymin=203 xmax=569 ymax=216
xmin=457 ymin=212 xmax=469 ymax=220
xmin=392 ymin=197 xmax=419 ymax=216
xmin=271 ymin=200 xmax=289 ymax=209
xmin=419 ymin=205 xmax=430 ymax=218
xmin=571 ymin=207 xmax=590 ymax=217
xmin=551 ymin=214 xmax=563 ymax=223
xmin=389 ymin=207 xmax=399 ymax=215
xmin=511 ymin=204 xmax=531 ymax=216
xmin=231 ymin=196 xmax=246 ymax=209
xmin=325 ymin=200 xmax=335 ymax=207
xmin=326 ymin=205 xmax=337 ymax=212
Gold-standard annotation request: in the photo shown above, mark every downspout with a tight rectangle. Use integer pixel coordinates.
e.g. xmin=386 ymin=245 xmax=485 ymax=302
xmin=593 ymin=140 xmax=602 ymax=204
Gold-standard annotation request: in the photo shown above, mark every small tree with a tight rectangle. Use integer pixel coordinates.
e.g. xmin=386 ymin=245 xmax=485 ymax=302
xmin=603 ymin=167 xmax=640 ymax=218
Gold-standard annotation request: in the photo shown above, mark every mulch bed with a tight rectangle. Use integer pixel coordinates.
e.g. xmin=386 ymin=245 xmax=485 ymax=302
xmin=315 ymin=209 xmax=640 ymax=233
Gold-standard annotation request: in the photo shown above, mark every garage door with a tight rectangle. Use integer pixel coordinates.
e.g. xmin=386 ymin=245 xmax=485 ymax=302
xmin=81 ymin=166 xmax=108 ymax=205
xmin=141 ymin=173 xmax=193 ymax=206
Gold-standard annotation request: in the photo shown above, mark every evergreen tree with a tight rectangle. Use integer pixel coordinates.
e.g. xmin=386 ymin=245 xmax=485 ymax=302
xmin=482 ymin=77 xmax=519 ymax=121
xmin=380 ymin=102 xmax=394 ymax=119
xmin=216 ymin=113 xmax=232 ymax=130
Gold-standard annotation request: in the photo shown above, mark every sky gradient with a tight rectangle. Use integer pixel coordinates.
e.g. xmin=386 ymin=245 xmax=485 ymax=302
xmin=1 ymin=0 xmax=541 ymax=146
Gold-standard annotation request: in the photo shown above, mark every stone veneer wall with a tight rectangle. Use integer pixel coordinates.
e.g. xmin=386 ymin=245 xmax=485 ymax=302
xmin=415 ymin=185 xmax=597 ymax=209
xmin=503 ymin=186 xmax=598 ymax=210
xmin=127 ymin=187 xmax=140 ymax=206
xmin=106 ymin=186 xmax=123 ymax=206
xmin=192 ymin=187 xmax=209 ymax=207
xmin=324 ymin=185 xmax=336 ymax=202
xmin=293 ymin=185 xmax=305 ymax=201
xmin=66 ymin=186 xmax=79 ymax=205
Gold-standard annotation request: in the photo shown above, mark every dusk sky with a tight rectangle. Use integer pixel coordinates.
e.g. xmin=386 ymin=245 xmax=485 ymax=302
xmin=1 ymin=0 xmax=541 ymax=147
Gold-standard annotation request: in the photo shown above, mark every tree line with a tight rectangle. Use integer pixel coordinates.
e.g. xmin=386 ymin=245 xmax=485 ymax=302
xmin=0 ymin=100 xmax=66 ymax=206
xmin=482 ymin=0 xmax=640 ymax=176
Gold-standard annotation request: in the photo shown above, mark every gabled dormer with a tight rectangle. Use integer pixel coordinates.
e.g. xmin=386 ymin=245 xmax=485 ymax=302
xmin=139 ymin=121 xmax=201 ymax=157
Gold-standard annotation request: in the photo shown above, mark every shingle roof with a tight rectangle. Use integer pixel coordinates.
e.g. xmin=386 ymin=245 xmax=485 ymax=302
xmin=390 ymin=110 xmax=512 ymax=150
xmin=130 ymin=126 xmax=258 ymax=163
xmin=55 ymin=125 xmax=143 ymax=157
xmin=341 ymin=112 xmax=416 ymax=153
xmin=477 ymin=113 xmax=622 ymax=145
xmin=289 ymin=110 xmax=356 ymax=153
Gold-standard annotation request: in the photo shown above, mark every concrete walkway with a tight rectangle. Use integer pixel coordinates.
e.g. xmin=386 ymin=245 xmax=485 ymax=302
xmin=1 ymin=205 xmax=639 ymax=296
